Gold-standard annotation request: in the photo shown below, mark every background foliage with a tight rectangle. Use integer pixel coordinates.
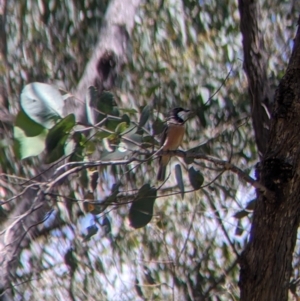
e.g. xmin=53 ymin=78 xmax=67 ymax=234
xmin=0 ymin=0 xmax=298 ymax=300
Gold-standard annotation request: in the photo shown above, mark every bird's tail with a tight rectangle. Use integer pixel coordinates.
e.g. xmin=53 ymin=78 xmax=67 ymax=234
xmin=157 ymin=155 xmax=170 ymax=181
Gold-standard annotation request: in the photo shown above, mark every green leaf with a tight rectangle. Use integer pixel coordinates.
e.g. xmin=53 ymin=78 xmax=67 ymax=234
xmin=129 ymin=184 xmax=157 ymax=229
xmin=233 ymin=210 xmax=249 ymax=219
xmin=45 ymin=114 xmax=76 ymax=163
xmin=175 ymin=164 xmax=184 ymax=199
xmin=67 ymin=133 xmax=87 ymax=161
xmin=96 ymin=130 xmax=111 ymax=140
xmin=188 ymin=167 xmax=204 ymax=190
xmin=20 ymin=82 xmax=64 ymax=129
xmin=115 ymin=122 xmax=128 ymax=134
xmin=121 ymin=114 xmax=131 ymax=126
xmin=14 ymin=110 xmax=48 ymax=159
xmin=146 ymin=84 xmax=160 ymax=97
xmin=142 ymin=135 xmax=156 ymax=148
xmin=98 ymin=91 xmax=116 ymax=114
xmin=46 ymin=114 xmax=75 ymax=152
xmin=138 ymin=105 xmax=151 ymax=128
xmin=119 ymin=108 xmax=138 ymax=114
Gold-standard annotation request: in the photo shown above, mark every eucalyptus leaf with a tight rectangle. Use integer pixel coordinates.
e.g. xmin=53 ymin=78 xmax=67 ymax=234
xmin=175 ymin=164 xmax=184 ymax=199
xmin=233 ymin=210 xmax=249 ymax=219
xmin=138 ymin=105 xmax=151 ymax=128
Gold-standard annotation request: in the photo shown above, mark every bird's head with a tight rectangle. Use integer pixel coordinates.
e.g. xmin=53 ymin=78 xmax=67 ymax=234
xmin=171 ymin=107 xmax=191 ymax=123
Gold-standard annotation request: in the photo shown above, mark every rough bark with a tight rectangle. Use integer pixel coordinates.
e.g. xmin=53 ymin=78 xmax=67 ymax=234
xmin=239 ymin=16 xmax=300 ymax=301
xmin=0 ymin=0 xmax=141 ymax=299
xmin=238 ymin=0 xmax=272 ymax=157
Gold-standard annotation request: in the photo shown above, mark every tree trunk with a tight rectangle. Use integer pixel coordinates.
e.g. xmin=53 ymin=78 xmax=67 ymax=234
xmin=238 ymin=0 xmax=272 ymax=157
xmin=239 ymin=15 xmax=300 ymax=301
xmin=0 ymin=0 xmax=141 ymax=299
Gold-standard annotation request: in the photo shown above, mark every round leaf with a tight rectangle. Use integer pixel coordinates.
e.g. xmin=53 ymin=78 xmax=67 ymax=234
xmin=20 ymin=82 xmax=64 ymax=129
xmin=129 ymin=185 xmax=157 ymax=229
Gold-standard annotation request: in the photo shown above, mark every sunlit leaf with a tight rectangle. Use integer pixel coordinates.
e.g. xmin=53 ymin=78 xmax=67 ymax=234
xmin=20 ymin=82 xmax=64 ymax=129
xmin=115 ymin=121 xmax=128 ymax=134
xmin=119 ymin=108 xmax=138 ymax=114
xmin=13 ymin=110 xmax=48 ymax=159
xmin=85 ymin=86 xmax=97 ymax=125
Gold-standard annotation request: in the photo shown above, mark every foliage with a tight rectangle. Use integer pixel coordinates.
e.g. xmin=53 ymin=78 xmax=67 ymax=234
xmin=1 ymin=0 xmax=299 ymax=300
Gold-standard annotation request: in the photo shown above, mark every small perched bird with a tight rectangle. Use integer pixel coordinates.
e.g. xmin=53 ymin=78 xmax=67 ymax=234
xmin=157 ymin=107 xmax=190 ymax=181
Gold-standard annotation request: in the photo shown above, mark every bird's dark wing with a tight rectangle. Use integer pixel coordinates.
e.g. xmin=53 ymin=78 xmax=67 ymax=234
xmin=159 ymin=124 xmax=168 ymax=148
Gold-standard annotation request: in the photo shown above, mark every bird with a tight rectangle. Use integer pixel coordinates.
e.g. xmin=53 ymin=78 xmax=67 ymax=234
xmin=157 ymin=107 xmax=190 ymax=181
